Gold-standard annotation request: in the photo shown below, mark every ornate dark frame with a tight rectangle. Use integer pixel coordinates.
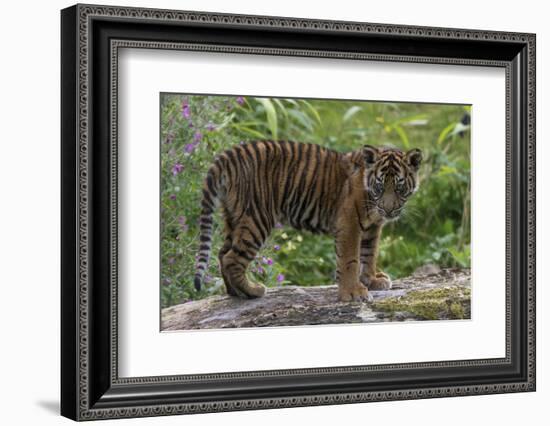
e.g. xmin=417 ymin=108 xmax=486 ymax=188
xmin=61 ymin=3 xmax=536 ymax=421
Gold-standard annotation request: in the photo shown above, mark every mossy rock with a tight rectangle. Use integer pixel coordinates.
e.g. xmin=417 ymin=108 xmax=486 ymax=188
xmin=372 ymin=286 xmax=471 ymax=320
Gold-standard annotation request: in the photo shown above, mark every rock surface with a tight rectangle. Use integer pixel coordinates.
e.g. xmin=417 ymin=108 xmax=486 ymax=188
xmin=161 ymin=268 xmax=471 ymax=330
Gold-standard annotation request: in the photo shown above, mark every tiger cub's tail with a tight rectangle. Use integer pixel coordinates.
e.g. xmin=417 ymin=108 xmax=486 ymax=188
xmin=194 ymin=162 xmax=223 ymax=291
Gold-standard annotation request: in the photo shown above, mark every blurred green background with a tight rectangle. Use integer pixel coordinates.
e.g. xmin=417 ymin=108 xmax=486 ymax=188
xmin=160 ymin=94 xmax=471 ymax=308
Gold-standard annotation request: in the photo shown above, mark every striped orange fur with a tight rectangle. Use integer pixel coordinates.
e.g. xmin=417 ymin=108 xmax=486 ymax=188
xmin=194 ymin=141 xmax=422 ymax=301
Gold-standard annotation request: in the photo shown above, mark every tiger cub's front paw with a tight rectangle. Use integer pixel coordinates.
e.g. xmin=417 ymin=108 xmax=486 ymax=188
xmin=360 ymin=272 xmax=392 ymax=290
xmin=338 ymin=283 xmax=371 ymax=302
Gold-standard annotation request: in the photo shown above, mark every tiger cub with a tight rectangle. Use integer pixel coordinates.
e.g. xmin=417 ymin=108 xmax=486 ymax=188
xmin=194 ymin=141 xmax=422 ymax=302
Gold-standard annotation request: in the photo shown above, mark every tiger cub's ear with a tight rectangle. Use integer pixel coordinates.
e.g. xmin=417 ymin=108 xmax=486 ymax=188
xmin=363 ymin=145 xmax=379 ymax=167
xmin=405 ymin=148 xmax=423 ymax=171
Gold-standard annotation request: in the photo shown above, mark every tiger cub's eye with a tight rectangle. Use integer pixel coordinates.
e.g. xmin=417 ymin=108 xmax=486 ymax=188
xmin=395 ymin=178 xmax=407 ymax=196
xmin=373 ymin=179 xmax=384 ymax=196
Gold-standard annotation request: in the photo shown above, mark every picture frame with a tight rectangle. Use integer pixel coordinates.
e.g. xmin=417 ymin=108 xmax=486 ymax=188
xmin=60 ymin=3 xmax=536 ymax=421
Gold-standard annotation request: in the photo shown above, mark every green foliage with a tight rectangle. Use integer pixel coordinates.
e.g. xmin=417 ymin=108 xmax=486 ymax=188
xmin=160 ymin=94 xmax=471 ymax=308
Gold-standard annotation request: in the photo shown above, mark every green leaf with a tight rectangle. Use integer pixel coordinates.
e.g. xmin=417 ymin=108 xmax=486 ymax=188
xmin=447 ymin=247 xmax=470 ymax=267
xmin=437 ymin=122 xmax=456 ymax=145
xmin=273 ymin=98 xmax=289 ymax=120
xmin=393 ymin=124 xmax=410 ymax=149
xmin=449 ymin=122 xmax=470 ymax=137
xmin=215 ymin=113 xmax=235 ymax=131
xmin=257 ymin=98 xmax=278 ymax=140
xmin=299 ymin=100 xmax=322 ymax=125
xmin=404 ymin=119 xmax=429 ymax=126
xmin=437 ymin=165 xmax=458 ymax=176
xmin=229 ymin=120 xmax=266 ymax=127
xmin=343 ymin=105 xmax=362 ymax=123
xmin=288 ymin=109 xmax=314 ymax=132
xmin=231 ymin=124 xmax=267 ymax=139
xmin=443 ymin=220 xmax=454 ymax=234
xmin=394 ymin=113 xmax=429 ymax=125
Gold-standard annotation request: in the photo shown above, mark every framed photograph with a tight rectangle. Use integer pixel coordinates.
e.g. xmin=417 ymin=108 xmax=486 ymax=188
xmin=61 ymin=3 xmax=536 ymax=421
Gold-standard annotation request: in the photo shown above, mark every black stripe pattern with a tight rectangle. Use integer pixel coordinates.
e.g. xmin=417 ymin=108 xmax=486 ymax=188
xmin=193 ymin=141 xmax=421 ymax=300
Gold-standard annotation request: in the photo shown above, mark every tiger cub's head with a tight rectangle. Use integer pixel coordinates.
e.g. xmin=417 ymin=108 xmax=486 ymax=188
xmin=363 ymin=145 xmax=423 ymax=221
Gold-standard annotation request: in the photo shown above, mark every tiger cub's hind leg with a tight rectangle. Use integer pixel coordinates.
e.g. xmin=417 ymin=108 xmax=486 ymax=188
xmin=218 ymin=235 xmax=241 ymax=297
xmin=220 ymin=225 xmax=267 ymax=299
